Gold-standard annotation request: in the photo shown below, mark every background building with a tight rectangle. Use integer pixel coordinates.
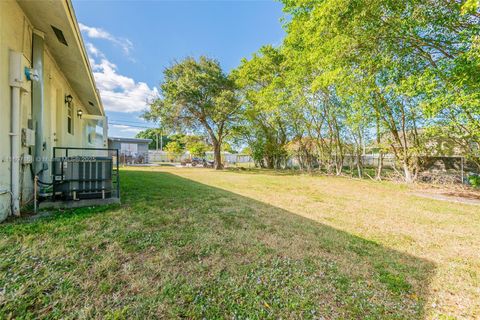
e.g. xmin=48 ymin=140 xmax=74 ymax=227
xmin=108 ymin=137 xmax=151 ymax=165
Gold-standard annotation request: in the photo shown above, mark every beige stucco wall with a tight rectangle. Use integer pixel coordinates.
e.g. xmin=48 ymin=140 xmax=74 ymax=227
xmin=0 ymin=0 xmax=106 ymax=221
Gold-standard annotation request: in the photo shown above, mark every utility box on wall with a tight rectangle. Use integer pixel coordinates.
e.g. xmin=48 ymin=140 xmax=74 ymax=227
xmin=21 ymin=154 xmax=33 ymax=165
xmin=22 ymin=128 xmax=35 ymax=147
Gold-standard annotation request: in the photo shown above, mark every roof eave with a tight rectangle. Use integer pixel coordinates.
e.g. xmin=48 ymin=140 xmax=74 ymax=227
xmin=64 ymin=0 xmax=104 ymax=116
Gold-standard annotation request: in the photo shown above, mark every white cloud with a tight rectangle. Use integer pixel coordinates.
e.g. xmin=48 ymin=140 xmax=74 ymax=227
xmin=111 ymin=124 xmax=142 ymax=134
xmin=85 ymin=42 xmax=158 ymax=113
xmin=85 ymin=42 xmax=103 ymax=58
xmin=79 ymin=23 xmax=133 ymax=57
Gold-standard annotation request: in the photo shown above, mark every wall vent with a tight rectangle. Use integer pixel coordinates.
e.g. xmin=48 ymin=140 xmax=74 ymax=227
xmin=51 ymin=26 xmax=68 ymax=46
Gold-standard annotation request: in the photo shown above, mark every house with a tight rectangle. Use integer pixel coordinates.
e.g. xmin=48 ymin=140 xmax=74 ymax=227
xmin=0 ymin=0 xmax=108 ymax=221
xmin=108 ymin=137 xmax=151 ymax=164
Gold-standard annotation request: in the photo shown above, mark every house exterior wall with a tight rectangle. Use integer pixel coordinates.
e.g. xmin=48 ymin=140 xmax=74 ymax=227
xmin=108 ymin=140 xmax=150 ymax=153
xmin=108 ymin=139 xmax=150 ymax=164
xmin=137 ymin=143 xmax=149 ymax=157
xmin=0 ymin=0 xmax=106 ymax=221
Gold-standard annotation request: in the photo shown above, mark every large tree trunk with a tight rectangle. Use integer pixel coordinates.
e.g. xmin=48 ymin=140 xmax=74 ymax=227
xmin=403 ymin=161 xmax=413 ymax=183
xmin=265 ymin=154 xmax=275 ymax=169
xmin=213 ymin=141 xmax=223 ymax=170
xmin=376 ymin=152 xmax=384 ymax=180
xmin=205 ymin=124 xmax=223 ymax=170
xmin=356 ymin=152 xmax=363 ymax=179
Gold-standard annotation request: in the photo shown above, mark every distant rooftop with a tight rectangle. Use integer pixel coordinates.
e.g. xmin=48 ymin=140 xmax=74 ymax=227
xmin=108 ymin=137 xmax=152 ymax=143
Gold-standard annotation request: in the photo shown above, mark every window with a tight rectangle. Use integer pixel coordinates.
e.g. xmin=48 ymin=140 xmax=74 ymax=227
xmin=95 ymin=122 xmax=104 ymax=145
xmin=67 ymin=101 xmax=73 ymax=135
xmin=86 ymin=120 xmax=95 ymax=144
xmin=85 ymin=119 xmax=105 ymax=146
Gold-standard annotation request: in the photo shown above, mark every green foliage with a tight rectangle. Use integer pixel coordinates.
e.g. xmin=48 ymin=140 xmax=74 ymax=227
xmin=164 ymin=141 xmax=183 ymax=160
xmin=240 ymin=146 xmax=252 ymax=155
xmin=143 ymin=56 xmax=240 ymax=169
xmin=468 ymin=174 xmax=480 ymax=188
xmin=178 ymin=135 xmax=211 ymax=157
xmin=462 ymin=0 xmax=479 ymax=13
xmin=233 ymin=46 xmax=292 ymax=169
xmin=233 ymin=0 xmax=480 ymax=179
xmin=168 ymin=133 xmax=187 ymax=149
xmin=135 ymin=128 xmax=170 ymax=150
xmin=187 ymin=141 xmax=209 ymax=158
xmin=221 ymin=141 xmax=237 ymax=154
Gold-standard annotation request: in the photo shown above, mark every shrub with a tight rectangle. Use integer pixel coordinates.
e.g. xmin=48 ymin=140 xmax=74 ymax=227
xmin=468 ymin=174 xmax=480 ymax=188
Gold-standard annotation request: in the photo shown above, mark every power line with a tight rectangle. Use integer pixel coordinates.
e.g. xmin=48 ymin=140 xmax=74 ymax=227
xmin=108 ymin=122 xmax=157 ymax=129
xmin=108 ymin=119 xmax=156 ymax=125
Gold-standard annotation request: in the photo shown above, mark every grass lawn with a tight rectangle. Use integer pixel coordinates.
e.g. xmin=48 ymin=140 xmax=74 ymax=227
xmin=1 ymin=167 xmax=479 ymax=319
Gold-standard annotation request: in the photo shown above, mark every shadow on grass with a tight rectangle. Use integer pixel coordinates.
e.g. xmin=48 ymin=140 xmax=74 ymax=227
xmin=0 ymin=204 xmax=120 ymax=235
xmin=0 ymin=169 xmax=435 ymax=319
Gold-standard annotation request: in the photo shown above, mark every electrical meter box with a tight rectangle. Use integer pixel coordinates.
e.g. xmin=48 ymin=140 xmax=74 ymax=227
xmin=22 ymin=128 xmax=35 ymax=147
xmin=22 ymin=154 xmax=33 ymax=165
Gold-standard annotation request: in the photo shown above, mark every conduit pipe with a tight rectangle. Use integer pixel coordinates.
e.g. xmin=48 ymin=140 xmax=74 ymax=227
xmin=32 ymin=30 xmax=46 ymax=183
xmin=9 ymin=51 xmax=22 ymax=216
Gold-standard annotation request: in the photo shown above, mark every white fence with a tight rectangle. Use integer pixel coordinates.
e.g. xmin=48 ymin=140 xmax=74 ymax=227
xmin=148 ymin=150 xmax=395 ymax=168
xmin=148 ymin=150 xmax=186 ymax=163
xmin=343 ymin=154 xmax=397 ymax=168
xmin=148 ymin=150 xmax=253 ymax=165
xmin=223 ymin=154 xmax=254 ymax=164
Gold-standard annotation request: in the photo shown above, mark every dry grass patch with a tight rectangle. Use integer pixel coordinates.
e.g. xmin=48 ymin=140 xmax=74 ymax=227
xmin=0 ymin=166 xmax=478 ymax=319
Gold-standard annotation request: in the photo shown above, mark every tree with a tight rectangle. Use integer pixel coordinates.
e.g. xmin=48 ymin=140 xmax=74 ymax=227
xmin=221 ymin=141 xmax=237 ymax=154
xmin=143 ymin=56 xmax=240 ymax=169
xmin=187 ymin=141 xmax=209 ymax=158
xmin=135 ymin=128 xmax=170 ymax=150
xmin=180 ymin=134 xmax=211 ymax=157
xmin=233 ymin=46 xmax=291 ymax=169
xmin=169 ymin=133 xmax=187 ymax=149
xmin=164 ymin=141 xmax=183 ymax=162
xmin=240 ymin=146 xmax=252 ymax=155
xmin=280 ymin=0 xmax=479 ymax=182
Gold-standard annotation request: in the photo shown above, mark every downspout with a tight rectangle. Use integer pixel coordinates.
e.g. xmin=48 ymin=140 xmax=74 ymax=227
xmin=32 ymin=30 xmax=47 ymax=183
xmin=8 ymin=51 xmax=23 ymax=216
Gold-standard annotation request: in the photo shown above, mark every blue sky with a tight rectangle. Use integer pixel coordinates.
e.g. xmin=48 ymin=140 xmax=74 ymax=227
xmin=73 ymin=0 xmax=285 ymax=137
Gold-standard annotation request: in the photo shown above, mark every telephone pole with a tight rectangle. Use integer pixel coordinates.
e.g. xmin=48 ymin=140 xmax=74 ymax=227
xmin=160 ymin=129 xmax=163 ymax=151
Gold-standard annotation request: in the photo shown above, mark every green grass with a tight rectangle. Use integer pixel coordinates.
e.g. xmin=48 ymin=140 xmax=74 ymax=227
xmin=1 ymin=167 xmax=479 ymax=319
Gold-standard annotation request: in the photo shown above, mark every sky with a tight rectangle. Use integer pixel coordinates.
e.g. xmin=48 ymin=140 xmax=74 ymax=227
xmin=72 ymin=0 xmax=285 ymax=138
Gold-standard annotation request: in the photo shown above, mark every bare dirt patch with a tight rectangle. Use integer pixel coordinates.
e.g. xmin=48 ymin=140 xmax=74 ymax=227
xmin=411 ymin=183 xmax=480 ymax=205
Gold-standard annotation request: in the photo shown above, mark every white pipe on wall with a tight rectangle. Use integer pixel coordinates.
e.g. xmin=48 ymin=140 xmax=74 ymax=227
xmin=10 ymin=87 xmax=21 ymax=216
xmin=9 ymin=51 xmax=23 ymax=216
